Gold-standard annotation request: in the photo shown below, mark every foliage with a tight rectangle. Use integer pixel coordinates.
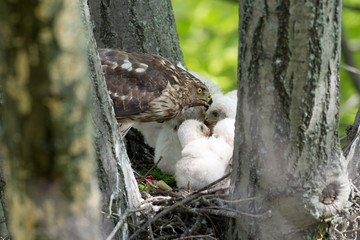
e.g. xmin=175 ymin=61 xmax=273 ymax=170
xmin=139 ymin=167 xmax=177 ymax=187
xmin=172 ymin=0 xmax=238 ymax=93
xmin=172 ymin=0 xmax=360 ymax=139
xmin=340 ymin=1 xmax=360 ymax=139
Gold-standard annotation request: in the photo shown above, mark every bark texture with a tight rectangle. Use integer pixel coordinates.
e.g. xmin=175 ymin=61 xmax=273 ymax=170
xmin=88 ymin=0 xmax=185 ymax=65
xmin=228 ymin=0 xmax=350 ymax=239
xmin=0 ymin=1 xmax=100 ymax=239
xmin=80 ymin=1 xmax=142 ymax=238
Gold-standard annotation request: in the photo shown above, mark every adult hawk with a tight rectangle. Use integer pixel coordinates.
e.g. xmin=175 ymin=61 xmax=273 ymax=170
xmin=99 ymin=49 xmax=213 ymax=135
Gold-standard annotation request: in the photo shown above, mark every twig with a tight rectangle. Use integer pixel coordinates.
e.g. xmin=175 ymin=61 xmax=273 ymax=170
xmin=106 ymin=206 xmax=149 ymax=240
xmin=141 ymin=196 xmax=172 ymax=204
xmin=193 ymin=172 xmax=231 ymax=193
xmin=181 ymin=215 xmax=201 ymax=237
xmin=173 ymin=234 xmax=217 ymax=240
xmin=137 ymin=156 xmax=163 ymax=185
xmin=0 ymin=235 xmax=10 ymax=240
xmin=203 ymin=213 xmax=222 ymax=239
xmin=341 ymin=29 xmax=360 ymax=93
xmin=191 ymin=207 xmax=271 ymax=219
xmin=342 ymin=64 xmax=360 ymax=75
xmin=352 ymin=182 xmax=360 ymax=194
xmin=148 ymin=214 xmax=155 ymax=240
xmin=343 ymin=3 xmax=360 ymax=11
xmin=341 ymin=228 xmax=360 ymax=234
xmin=209 ymin=196 xmax=257 ymax=203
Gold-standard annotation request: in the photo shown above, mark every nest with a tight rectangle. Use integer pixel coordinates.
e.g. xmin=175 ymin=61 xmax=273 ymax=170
xmin=129 ymin=158 xmax=233 ymax=240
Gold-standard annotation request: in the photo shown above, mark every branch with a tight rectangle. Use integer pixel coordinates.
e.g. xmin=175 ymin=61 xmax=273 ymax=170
xmin=190 ymin=207 xmax=271 ymax=219
xmin=341 ymin=29 xmax=360 ymax=93
xmin=343 ymin=4 xmax=360 ymax=11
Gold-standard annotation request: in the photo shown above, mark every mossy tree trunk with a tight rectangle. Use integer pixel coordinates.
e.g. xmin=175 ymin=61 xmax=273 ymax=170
xmin=0 ymin=1 xmax=100 ymax=239
xmin=227 ymin=0 xmax=351 ymax=239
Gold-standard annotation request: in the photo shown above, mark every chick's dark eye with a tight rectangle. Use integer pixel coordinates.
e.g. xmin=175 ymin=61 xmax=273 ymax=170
xmin=197 ymin=88 xmax=202 ymax=94
xmin=200 ymin=125 xmax=204 ymax=131
xmin=212 ymin=110 xmax=219 ymax=117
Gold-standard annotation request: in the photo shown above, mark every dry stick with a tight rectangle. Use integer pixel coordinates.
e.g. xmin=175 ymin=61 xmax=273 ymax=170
xmin=106 ymin=206 xmax=149 ymax=240
xmin=173 ymin=234 xmax=217 ymax=240
xmin=137 ymin=156 xmax=163 ymax=186
xmin=128 ymin=173 xmax=231 ymax=240
xmin=191 ymin=207 xmax=271 ymax=219
xmin=210 ymin=196 xmax=257 ymax=203
xmin=203 ymin=213 xmax=221 ymax=238
xmin=148 ymin=214 xmax=155 ymax=240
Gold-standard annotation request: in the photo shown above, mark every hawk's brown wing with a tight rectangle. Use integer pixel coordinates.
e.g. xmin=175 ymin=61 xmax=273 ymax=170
xmin=99 ymin=49 xmax=181 ymax=118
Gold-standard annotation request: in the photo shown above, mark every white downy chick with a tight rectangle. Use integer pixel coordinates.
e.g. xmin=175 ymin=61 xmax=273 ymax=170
xmin=212 ymin=118 xmax=235 ymax=177
xmin=132 ymin=122 xmax=162 ymax=148
xmin=153 ymin=120 xmax=182 ymax=175
xmin=175 ymin=120 xmax=232 ymax=191
xmin=225 ymin=89 xmax=237 ymax=101
xmin=205 ymin=93 xmax=237 ymax=130
xmin=213 ymin=118 xmax=235 ymax=147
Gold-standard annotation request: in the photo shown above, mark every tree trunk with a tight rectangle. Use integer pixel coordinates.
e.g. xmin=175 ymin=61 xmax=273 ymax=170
xmin=228 ymin=0 xmax=351 ymax=239
xmin=80 ymin=1 xmax=142 ymax=239
xmin=87 ymin=0 xmax=185 ymax=65
xmin=0 ymin=1 xmax=100 ymax=239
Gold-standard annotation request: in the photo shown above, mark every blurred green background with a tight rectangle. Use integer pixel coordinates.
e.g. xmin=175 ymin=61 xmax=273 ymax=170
xmin=172 ymin=0 xmax=360 ymax=141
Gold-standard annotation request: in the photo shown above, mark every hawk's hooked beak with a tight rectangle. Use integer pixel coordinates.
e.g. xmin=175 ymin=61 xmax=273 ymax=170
xmin=201 ymin=95 xmax=212 ymax=110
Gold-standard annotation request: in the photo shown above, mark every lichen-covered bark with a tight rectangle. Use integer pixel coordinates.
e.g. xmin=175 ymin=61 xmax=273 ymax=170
xmin=80 ymin=1 xmax=142 ymax=238
xmin=228 ymin=0 xmax=350 ymax=239
xmin=0 ymin=1 xmax=100 ymax=239
xmin=87 ymin=0 xmax=185 ymax=65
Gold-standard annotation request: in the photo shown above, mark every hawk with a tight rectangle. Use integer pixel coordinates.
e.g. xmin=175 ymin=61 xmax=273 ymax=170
xmin=99 ymin=49 xmax=213 ymax=135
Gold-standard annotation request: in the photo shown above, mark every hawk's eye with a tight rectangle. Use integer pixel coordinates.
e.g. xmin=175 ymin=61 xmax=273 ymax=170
xmin=197 ymin=88 xmax=203 ymax=94
xmin=200 ymin=125 xmax=204 ymax=131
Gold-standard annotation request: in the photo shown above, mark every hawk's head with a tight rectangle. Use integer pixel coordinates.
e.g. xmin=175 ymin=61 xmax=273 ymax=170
xmin=180 ymin=71 xmax=212 ymax=110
